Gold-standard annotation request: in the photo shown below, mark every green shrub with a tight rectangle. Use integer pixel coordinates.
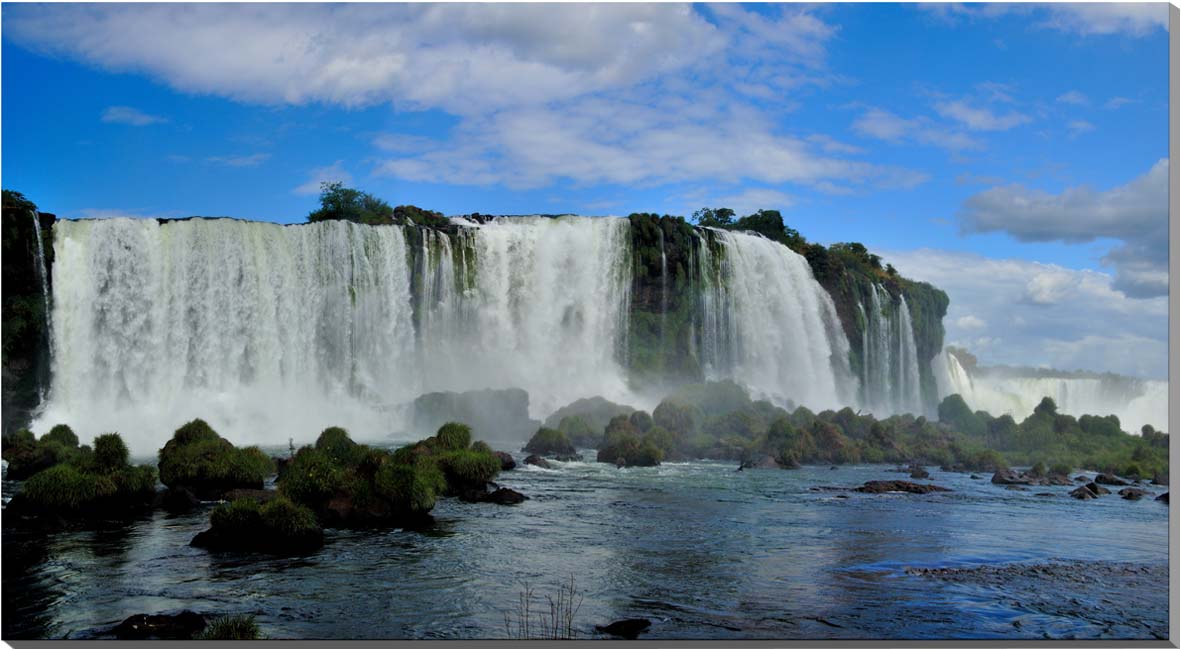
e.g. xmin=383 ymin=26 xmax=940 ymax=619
xmin=93 ymin=433 xmax=129 ymax=473
xmin=642 ymin=426 xmax=675 ymax=454
xmin=315 ymin=427 xmax=360 ymax=464
xmin=435 ymin=422 xmax=472 ymax=451
xmin=210 ymin=498 xmax=262 ymax=532
xmin=1049 ymin=462 xmax=1072 ymax=477
xmin=279 ymin=448 xmax=344 ymax=504
xmin=41 ymin=424 xmax=78 ymax=448
xmin=158 ymin=420 xmax=273 ymax=495
xmin=523 ymin=428 xmax=575 ymax=456
xmin=436 ymin=448 xmax=501 ymax=488
xmin=21 ymin=464 xmax=98 ymax=510
xmin=628 ymin=411 xmax=654 ymax=433
xmin=1029 ymin=461 xmax=1046 ymax=478
xmin=1122 ymin=463 xmax=1143 ymax=479
xmin=260 ymin=496 xmax=319 ymax=536
xmin=196 ymin=615 xmax=261 ymax=640
xmin=375 ymin=461 xmax=447 ymax=514
xmin=652 ymin=399 xmax=703 ymax=438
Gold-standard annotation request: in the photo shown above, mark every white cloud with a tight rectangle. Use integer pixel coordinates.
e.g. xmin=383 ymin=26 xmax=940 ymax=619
xmin=378 ymin=100 xmax=928 ymax=191
xmin=206 ymin=153 xmax=270 ymax=168
xmin=1067 ymin=119 xmax=1095 ymax=135
xmin=101 ymin=105 xmax=166 ymax=126
xmin=851 ymin=107 xmax=981 ymax=151
xmin=711 ymin=188 xmax=795 ymax=215
xmin=294 ymin=161 xmax=354 ymax=196
xmin=1104 ymin=96 xmax=1135 ymax=110
xmin=958 ymin=159 xmax=1168 ymax=297
xmin=934 ymin=99 xmax=1031 ymax=131
xmin=955 ymin=315 xmax=987 ymax=330
xmin=920 ymin=3 xmax=1166 ymax=37
xmin=5 ymin=4 xmax=725 ymax=113
xmin=887 ymin=248 xmax=1167 ymax=378
xmin=1055 ymin=90 xmax=1088 ymax=105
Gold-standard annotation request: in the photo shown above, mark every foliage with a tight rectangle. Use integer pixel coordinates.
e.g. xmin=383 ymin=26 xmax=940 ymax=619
xmin=18 ymin=433 xmax=156 ymax=514
xmin=315 ymin=426 xmax=362 ymax=465
xmin=556 ymin=416 xmax=599 ymax=448
xmin=196 ymin=615 xmax=262 ymax=640
xmin=93 ymin=433 xmax=130 ymax=473
xmin=158 ymin=419 xmax=274 ymax=496
xmin=435 ymin=422 xmax=473 ymax=451
xmin=504 ymin=575 xmax=584 ymax=640
xmin=524 ymin=427 xmax=576 ymax=456
xmin=41 ymin=424 xmax=78 ymax=448
xmin=435 ymin=448 xmax=502 ymax=490
xmin=307 ymin=182 xmax=395 ymax=225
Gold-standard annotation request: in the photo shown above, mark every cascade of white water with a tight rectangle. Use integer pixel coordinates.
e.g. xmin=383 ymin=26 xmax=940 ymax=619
xmin=932 ymin=349 xmax=1168 ymax=434
xmin=896 ymin=294 xmax=923 ymax=415
xmin=31 ymin=211 xmax=53 ymax=399
xmin=659 ymin=228 xmax=668 ymax=351
xmin=696 ymin=228 xmax=853 ymax=411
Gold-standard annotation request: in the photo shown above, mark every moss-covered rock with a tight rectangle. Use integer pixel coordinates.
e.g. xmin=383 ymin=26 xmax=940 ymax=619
xmin=8 ymin=432 xmax=157 ymax=522
xmin=191 ymin=496 xmax=323 ymax=555
xmin=556 ymin=415 xmax=599 ymax=448
xmin=157 ymin=419 xmax=274 ymax=499
xmin=596 ymin=421 xmax=663 ymax=467
xmin=523 ymin=427 xmax=577 ymax=458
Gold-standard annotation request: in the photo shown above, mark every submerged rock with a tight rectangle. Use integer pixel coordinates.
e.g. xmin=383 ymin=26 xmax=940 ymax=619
xmin=739 ymin=455 xmax=781 ymax=470
xmin=909 ymin=465 xmax=930 ymax=480
xmin=991 ymin=469 xmax=1032 ymax=485
xmin=1069 ymin=486 xmax=1096 ymax=500
xmin=595 ymin=618 xmax=651 ymax=639
xmin=523 ymin=454 xmax=551 ymax=469
xmin=854 ymin=480 xmax=950 ymax=494
xmin=112 ymin=611 xmax=208 ymax=639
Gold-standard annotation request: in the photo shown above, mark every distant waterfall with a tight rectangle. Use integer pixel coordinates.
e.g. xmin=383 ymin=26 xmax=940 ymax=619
xmin=694 ymin=229 xmax=855 ymax=411
xmin=933 ymin=349 xmax=1168 ymax=434
xmin=859 ymin=284 xmax=923 ymax=416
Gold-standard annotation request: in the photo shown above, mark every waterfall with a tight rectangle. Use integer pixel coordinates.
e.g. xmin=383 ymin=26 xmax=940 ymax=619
xmin=658 ymin=227 xmax=668 ymax=351
xmin=859 ymin=284 xmax=923 ymax=416
xmin=932 ymin=349 xmax=1168 ymax=434
xmin=34 ymin=216 xmax=635 ymax=452
xmin=693 ymin=228 xmax=853 ymax=411
xmin=31 ymin=211 xmax=52 ymax=359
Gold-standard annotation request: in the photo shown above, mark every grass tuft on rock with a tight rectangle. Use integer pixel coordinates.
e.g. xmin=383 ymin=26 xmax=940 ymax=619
xmin=195 ymin=615 xmax=262 ymax=640
xmin=158 ymin=419 xmax=274 ymax=498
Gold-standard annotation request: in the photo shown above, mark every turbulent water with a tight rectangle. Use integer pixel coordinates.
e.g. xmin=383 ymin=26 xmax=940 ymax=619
xmin=932 ymin=350 xmax=1169 ymax=434
xmin=858 ymin=284 xmax=924 ymax=417
xmin=2 ymin=458 xmax=1168 ymax=640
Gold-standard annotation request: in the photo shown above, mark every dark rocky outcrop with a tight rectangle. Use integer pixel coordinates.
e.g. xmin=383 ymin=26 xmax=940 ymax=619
xmin=595 ymin=618 xmax=652 ymax=639
xmin=191 ymin=496 xmax=324 ymax=556
xmin=494 ymin=451 xmax=516 ymax=471
xmin=1085 ymin=482 xmax=1110 ymax=496
xmin=523 ymin=454 xmax=551 ymax=469
xmin=523 ymin=427 xmax=577 ymax=459
xmin=1094 ymin=473 xmax=1129 ymax=487
xmin=412 ymin=387 xmax=540 ymax=441
xmin=112 ymin=611 xmax=208 ymax=640
xmin=909 ymin=465 xmax=930 ymax=480
xmin=1118 ymin=488 xmax=1149 ymax=501
xmin=1070 ymin=485 xmax=1096 ymax=500
xmin=738 ymin=455 xmax=783 ymax=470
xmin=854 ymin=480 xmax=950 ymax=494
xmin=458 ymin=483 xmax=528 ymax=505
xmin=1155 ymin=492 xmax=1168 ymax=503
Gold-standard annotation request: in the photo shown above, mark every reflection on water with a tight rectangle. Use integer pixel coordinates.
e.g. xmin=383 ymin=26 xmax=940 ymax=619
xmin=2 ymin=458 xmax=1169 ymax=640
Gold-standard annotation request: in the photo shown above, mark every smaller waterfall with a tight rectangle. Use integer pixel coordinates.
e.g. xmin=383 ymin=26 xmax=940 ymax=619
xmin=860 ymin=284 xmax=924 ymax=416
xmin=31 ymin=211 xmax=52 ymax=400
xmin=896 ymin=295 xmax=923 ymax=415
xmin=659 ymin=228 xmax=668 ymax=352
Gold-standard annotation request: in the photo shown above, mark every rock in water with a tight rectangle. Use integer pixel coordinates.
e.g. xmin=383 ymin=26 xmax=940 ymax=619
xmin=991 ymin=469 xmax=1032 ymax=485
xmin=595 ymin=618 xmax=651 ymax=639
xmin=1094 ymin=473 xmax=1129 ymax=486
xmin=1084 ymin=482 xmax=1110 ymax=496
xmin=1070 ymin=486 xmax=1096 ymax=500
xmin=909 ymin=465 xmax=930 ymax=480
xmin=112 ymin=611 xmax=207 ymax=639
xmin=494 ymin=451 xmax=516 ymax=471
xmin=523 ymin=454 xmax=551 ymax=469
xmin=740 ymin=455 xmax=781 ymax=470
xmin=1156 ymin=492 xmax=1169 ymax=503
xmin=483 ymin=487 xmax=527 ymax=505
xmin=1118 ymin=488 xmax=1149 ymax=500
xmin=854 ymin=480 xmax=950 ymax=494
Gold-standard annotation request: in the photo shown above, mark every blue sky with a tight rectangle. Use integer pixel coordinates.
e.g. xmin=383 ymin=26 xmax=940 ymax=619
xmin=1 ymin=3 xmax=1170 ymax=378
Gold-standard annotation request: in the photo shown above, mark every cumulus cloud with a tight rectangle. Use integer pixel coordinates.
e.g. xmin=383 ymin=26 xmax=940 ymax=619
xmin=851 ymin=107 xmax=981 ymax=151
xmin=1067 ymin=119 xmax=1095 ymax=135
xmin=1055 ymin=90 xmax=1088 ymax=105
xmin=887 ymin=248 xmax=1167 ymax=378
xmin=294 ymin=161 xmax=354 ymax=196
xmin=5 ymin=4 xmax=930 ymax=197
xmin=934 ymin=99 xmax=1030 ymax=131
xmin=958 ymin=159 xmax=1168 ymax=297
xmin=4 ymin=4 xmax=724 ymax=113
xmin=1104 ymin=96 xmax=1135 ymax=109
xmin=101 ymin=105 xmax=167 ymax=126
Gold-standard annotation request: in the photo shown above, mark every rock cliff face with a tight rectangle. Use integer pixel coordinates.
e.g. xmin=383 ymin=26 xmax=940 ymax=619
xmin=2 ymin=192 xmax=55 ymax=434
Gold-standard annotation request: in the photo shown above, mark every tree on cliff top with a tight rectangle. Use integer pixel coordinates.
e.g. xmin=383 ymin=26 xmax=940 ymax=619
xmin=308 ymin=182 xmax=448 ymax=227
